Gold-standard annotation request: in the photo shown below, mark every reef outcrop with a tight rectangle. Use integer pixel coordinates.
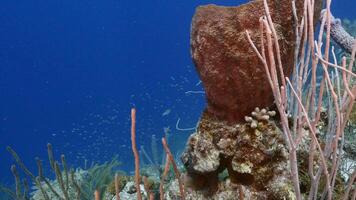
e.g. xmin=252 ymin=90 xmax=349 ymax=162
xmin=182 ymin=0 xmax=324 ymax=199
xmin=190 ymin=0 xmax=321 ymax=123
xmin=181 ymin=109 xmax=294 ymax=199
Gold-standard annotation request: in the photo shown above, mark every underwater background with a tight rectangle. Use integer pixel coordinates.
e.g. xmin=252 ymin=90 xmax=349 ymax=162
xmin=0 ymin=0 xmax=355 ymax=189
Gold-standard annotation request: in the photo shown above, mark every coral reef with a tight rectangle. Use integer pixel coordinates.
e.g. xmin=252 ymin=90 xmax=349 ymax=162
xmin=30 ymin=169 xmax=88 ymax=200
xmin=2 ymin=144 xmax=120 ymax=200
xmin=107 ymin=173 xmax=129 ymax=195
xmin=111 ymin=181 xmax=147 ymax=200
xmin=182 ymin=0 xmax=326 ymax=198
xmin=2 ymin=0 xmax=356 ymax=199
xmin=181 ymin=108 xmax=294 ymax=199
xmin=321 ymin=13 xmax=356 ymax=185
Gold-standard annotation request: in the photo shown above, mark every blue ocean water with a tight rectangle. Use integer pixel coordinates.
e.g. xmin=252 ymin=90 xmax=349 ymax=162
xmin=0 ymin=0 xmax=354 ymax=189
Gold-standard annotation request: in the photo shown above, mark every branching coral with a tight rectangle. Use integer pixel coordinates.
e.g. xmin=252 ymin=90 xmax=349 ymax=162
xmin=244 ymin=107 xmax=276 ymax=129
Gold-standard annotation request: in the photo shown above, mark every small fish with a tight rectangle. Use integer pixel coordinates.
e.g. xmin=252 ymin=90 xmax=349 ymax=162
xmin=164 ymin=127 xmax=171 ymax=134
xmin=162 ymin=109 xmax=171 ymax=117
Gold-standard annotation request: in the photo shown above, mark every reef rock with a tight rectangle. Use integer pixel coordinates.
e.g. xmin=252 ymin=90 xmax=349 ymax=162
xmin=181 ymin=109 xmax=294 ymax=199
xmin=113 ymin=182 xmax=147 ymax=200
xmin=191 ymin=0 xmax=322 ymax=123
